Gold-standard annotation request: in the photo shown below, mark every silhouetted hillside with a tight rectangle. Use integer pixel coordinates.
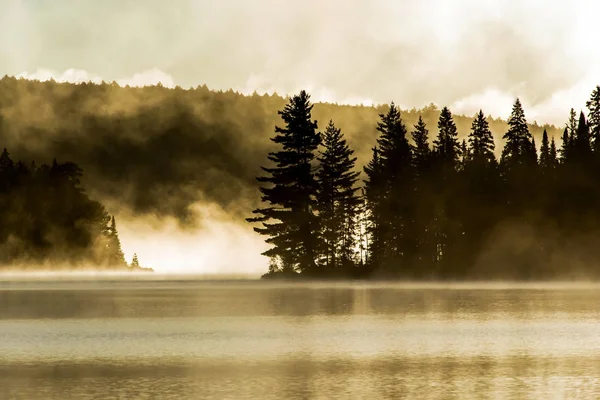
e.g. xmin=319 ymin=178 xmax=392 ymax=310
xmin=0 ymin=76 xmax=560 ymax=227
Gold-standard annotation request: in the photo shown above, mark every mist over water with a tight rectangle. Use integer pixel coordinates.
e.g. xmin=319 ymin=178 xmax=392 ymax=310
xmin=3 ymin=279 xmax=600 ymax=399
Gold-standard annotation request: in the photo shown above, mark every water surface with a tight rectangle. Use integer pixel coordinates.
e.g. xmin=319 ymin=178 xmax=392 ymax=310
xmin=2 ymin=279 xmax=600 ymax=399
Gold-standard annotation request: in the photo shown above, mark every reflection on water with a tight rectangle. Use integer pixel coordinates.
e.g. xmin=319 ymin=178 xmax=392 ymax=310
xmin=2 ymin=280 xmax=600 ymax=399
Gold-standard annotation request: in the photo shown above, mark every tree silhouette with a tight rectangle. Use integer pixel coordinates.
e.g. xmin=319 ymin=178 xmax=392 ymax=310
xmin=106 ymin=216 xmax=127 ymax=267
xmin=247 ymin=91 xmax=322 ymax=274
xmin=549 ymin=137 xmax=558 ymax=168
xmin=501 ymin=99 xmax=534 ymax=172
xmin=373 ymin=103 xmax=414 ymax=274
xmin=315 ymin=120 xmax=360 ymax=271
xmin=467 ymin=110 xmax=495 ymax=165
xmin=539 ymin=129 xmax=552 ymax=170
xmin=130 ymin=253 xmax=140 ymax=268
xmin=0 ymin=149 xmax=129 ymax=269
xmin=586 ymin=87 xmax=600 ymax=153
xmin=363 ymin=146 xmax=386 ymax=270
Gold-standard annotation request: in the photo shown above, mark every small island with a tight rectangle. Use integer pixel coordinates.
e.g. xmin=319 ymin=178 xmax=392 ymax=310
xmin=0 ymin=148 xmax=152 ymax=272
xmin=249 ymin=87 xmax=600 ymax=281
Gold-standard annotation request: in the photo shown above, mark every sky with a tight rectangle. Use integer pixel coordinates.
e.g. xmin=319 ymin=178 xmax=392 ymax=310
xmin=1 ymin=0 xmax=599 ymax=274
xmin=1 ymin=0 xmax=599 ymax=126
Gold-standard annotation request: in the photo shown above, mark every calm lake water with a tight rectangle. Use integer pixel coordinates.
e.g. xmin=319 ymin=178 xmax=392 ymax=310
xmin=1 ymin=278 xmax=600 ymax=399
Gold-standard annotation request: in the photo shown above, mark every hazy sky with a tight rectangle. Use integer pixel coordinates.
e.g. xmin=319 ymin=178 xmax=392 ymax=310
xmin=1 ymin=0 xmax=599 ymax=125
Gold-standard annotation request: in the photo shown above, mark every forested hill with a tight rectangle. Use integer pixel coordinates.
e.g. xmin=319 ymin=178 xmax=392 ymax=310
xmin=0 ymin=76 xmax=560 ymax=225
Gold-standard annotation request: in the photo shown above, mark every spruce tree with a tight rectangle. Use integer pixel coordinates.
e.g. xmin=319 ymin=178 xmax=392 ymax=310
xmin=247 ymin=90 xmax=321 ymax=274
xmin=434 ymin=107 xmax=461 ymax=170
xmin=586 ymin=86 xmax=600 ymax=153
xmin=130 ymin=253 xmax=140 ymax=268
xmin=315 ymin=120 xmax=360 ymax=270
xmin=529 ymin=137 xmax=538 ymax=165
xmin=106 ymin=216 xmax=126 ymax=267
xmin=411 ymin=116 xmax=431 ymax=173
xmin=363 ymin=147 xmax=386 ymax=269
xmin=572 ymin=111 xmax=592 ymax=163
xmin=559 ymin=128 xmax=571 ymax=164
xmin=410 ymin=116 xmax=436 ymax=273
xmin=567 ymin=108 xmax=578 ymax=143
xmin=460 ymin=139 xmax=469 ymax=170
xmin=539 ymin=129 xmax=551 ymax=170
xmin=500 ymin=99 xmax=534 ymax=171
xmin=550 ymin=137 xmax=558 ymax=168
xmin=374 ymin=102 xmax=414 ymax=271
xmin=467 ymin=110 xmax=495 ymax=166
xmin=431 ymin=107 xmax=462 ymax=275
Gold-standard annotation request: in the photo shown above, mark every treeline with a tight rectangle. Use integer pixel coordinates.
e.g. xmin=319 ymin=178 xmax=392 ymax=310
xmin=0 ymin=76 xmax=558 ymax=225
xmin=0 ymin=148 xmax=149 ymax=271
xmin=249 ymin=88 xmax=600 ymax=280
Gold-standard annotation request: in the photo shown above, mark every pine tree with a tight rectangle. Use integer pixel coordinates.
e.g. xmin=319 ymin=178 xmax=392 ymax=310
xmin=247 ymin=90 xmax=321 ymax=274
xmin=363 ymin=147 xmax=385 ymax=268
xmin=411 ymin=116 xmax=431 ymax=174
xmin=500 ymin=99 xmax=534 ymax=171
xmin=586 ymin=86 xmax=600 ymax=153
xmin=434 ymin=107 xmax=461 ymax=170
xmin=550 ymin=137 xmax=558 ymax=168
xmin=539 ymin=129 xmax=551 ymax=169
xmin=374 ymin=102 xmax=414 ymax=271
xmin=315 ymin=120 xmax=360 ymax=270
xmin=130 ymin=253 xmax=140 ymax=268
xmin=528 ymin=137 xmax=538 ymax=165
xmin=572 ymin=111 xmax=592 ymax=163
xmin=467 ymin=110 xmax=495 ymax=166
xmin=106 ymin=216 xmax=126 ymax=267
xmin=410 ymin=116 xmax=436 ymax=274
xmin=559 ymin=128 xmax=571 ymax=164
xmin=567 ymin=108 xmax=578 ymax=143
xmin=431 ymin=107 xmax=462 ymax=274
xmin=460 ymin=139 xmax=468 ymax=170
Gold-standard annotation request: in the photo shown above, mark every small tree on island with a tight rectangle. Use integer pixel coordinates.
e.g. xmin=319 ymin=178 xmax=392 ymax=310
xmin=105 ymin=216 xmax=127 ymax=268
xmin=130 ymin=253 xmax=140 ymax=269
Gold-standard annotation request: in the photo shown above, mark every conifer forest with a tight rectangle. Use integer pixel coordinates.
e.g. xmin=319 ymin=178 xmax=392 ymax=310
xmin=249 ymin=87 xmax=600 ymax=280
xmin=1 ymin=76 xmax=598 ymax=278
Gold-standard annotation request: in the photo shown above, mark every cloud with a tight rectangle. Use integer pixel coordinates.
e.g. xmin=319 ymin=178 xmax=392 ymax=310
xmin=3 ymin=0 xmax=600 ymax=126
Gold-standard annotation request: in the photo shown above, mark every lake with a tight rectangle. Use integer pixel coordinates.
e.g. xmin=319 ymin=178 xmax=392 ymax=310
xmin=1 ymin=278 xmax=600 ymax=399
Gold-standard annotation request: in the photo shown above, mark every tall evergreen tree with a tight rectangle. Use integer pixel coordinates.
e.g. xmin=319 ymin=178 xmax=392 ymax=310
xmin=363 ymin=147 xmax=385 ymax=268
xmin=460 ymin=139 xmax=468 ymax=169
xmin=550 ymin=137 xmax=558 ymax=168
xmin=572 ymin=111 xmax=592 ymax=162
xmin=467 ymin=110 xmax=495 ymax=165
xmin=539 ymin=129 xmax=551 ymax=170
xmin=567 ymin=108 xmax=578 ymax=143
xmin=529 ymin=137 xmax=538 ymax=165
xmin=431 ymin=107 xmax=462 ymax=275
xmin=586 ymin=86 xmax=600 ymax=153
xmin=106 ymin=216 xmax=126 ymax=267
xmin=559 ymin=128 xmax=571 ymax=164
xmin=411 ymin=116 xmax=431 ymax=173
xmin=434 ymin=107 xmax=461 ymax=170
xmin=374 ymin=102 xmax=414 ymax=272
xmin=500 ymin=99 xmax=535 ymax=172
xmin=410 ymin=116 xmax=436 ymax=275
xmin=247 ymin=91 xmax=322 ymax=273
xmin=315 ymin=120 xmax=360 ymax=270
